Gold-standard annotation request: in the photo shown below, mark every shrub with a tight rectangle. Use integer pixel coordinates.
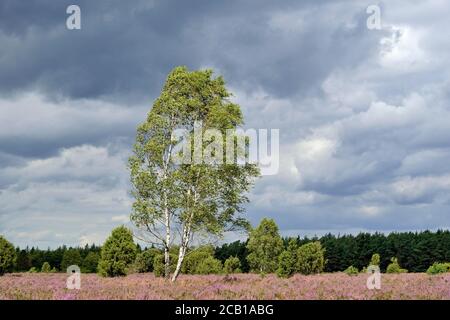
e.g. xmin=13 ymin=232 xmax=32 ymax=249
xmin=41 ymin=262 xmax=52 ymax=273
xmin=98 ymin=226 xmax=137 ymax=277
xmin=61 ymin=249 xmax=83 ymax=271
xmin=224 ymin=256 xmax=242 ymax=274
xmin=134 ymin=248 xmax=160 ymax=273
xmin=344 ymin=265 xmax=359 ymax=275
xmin=426 ymin=262 xmax=450 ymax=275
xmin=276 ymin=239 xmax=298 ymax=278
xmin=28 ymin=267 xmax=38 ymax=273
xmin=369 ymin=253 xmax=380 ymax=266
xmin=195 ymin=256 xmax=223 ymax=275
xmin=153 ymin=253 xmax=178 ymax=277
xmin=386 ymin=257 xmax=408 ymax=273
xmin=81 ymin=252 xmax=100 ymax=273
xmin=296 ymin=241 xmax=326 ymax=275
xmin=0 ymin=235 xmax=16 ymax=276
xmin=182 ymin=246 xmax=215 ymax=274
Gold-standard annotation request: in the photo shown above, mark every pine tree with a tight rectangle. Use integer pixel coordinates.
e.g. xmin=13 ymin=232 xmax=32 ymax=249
xmin=98 ymin=226 xmax=137 ymax=277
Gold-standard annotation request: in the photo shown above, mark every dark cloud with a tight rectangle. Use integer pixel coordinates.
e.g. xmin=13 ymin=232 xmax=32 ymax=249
xmin=0 ymin=0 xmax=383 ymax=102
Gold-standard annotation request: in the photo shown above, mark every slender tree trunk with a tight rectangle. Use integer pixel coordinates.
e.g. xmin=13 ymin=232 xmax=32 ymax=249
xmin=163 ymin=144 xmax=173 ymax=280
xmin=172 ymin=218 xmax=192 ymax=282
xmin=171 ymin=241 xmax=187 ymax=282
xmin=172 ymin=178 xmax=197 ymax=282
xmin=164 ymin=206 xmax=171 ymax=279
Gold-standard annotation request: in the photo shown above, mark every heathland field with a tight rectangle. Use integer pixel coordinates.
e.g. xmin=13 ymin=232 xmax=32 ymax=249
xmin=1 ymin=273 xmax=449 ymax=300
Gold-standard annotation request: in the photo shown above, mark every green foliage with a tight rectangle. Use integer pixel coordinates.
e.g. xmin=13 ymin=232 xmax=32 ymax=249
xmin=61 ymin=249 xmax=82 ymax=271
xmin=369 ymin=253 xmax=380 ymax=266
xmin=247 ymin=218 xmax=283 ymax=273
xmin=276 ymin=239 xmax=299 ymax=278
xmin=81 ymin=252 xmax=100 ymax=273
xmin=386 ymin=257 xmax=408 ymax=273
xmin=195 ymin=256 xmax=223 ymax=275
xmin=0 ymin=235 xmax=16 ymax=276
xmin=426 ymin=262 xmax=450 ymax=275
xmin=153 ymin=253 xmax=178 ymax=277
xmin=134 ymin=248 xmax=160 ymax=273
xmin=296 ymin=241 xmax=326 ymax=275
xmin=179 ymin=245 xmax=223 ymax=275
xmin=98 ymin=226 xmax=137 ymax=277
xmin=223 ymin=256 xmax=242 ymax=274
xmin=28 ymin=267 xmax=38 ymax=273
xmin=215 ymin=240 xmax=249 ymax=272
xmin=343 ymin=265 xmax=359 ymax=275
xmin=182 ymin=246 xmax=215 ymax=274
xmin=41 ymin=262 xmax=51 ymax=273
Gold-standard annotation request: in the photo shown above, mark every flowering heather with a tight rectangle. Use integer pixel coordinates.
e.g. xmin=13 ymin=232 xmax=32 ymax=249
xmin=0 ymin=273 xmax=449 ymax=300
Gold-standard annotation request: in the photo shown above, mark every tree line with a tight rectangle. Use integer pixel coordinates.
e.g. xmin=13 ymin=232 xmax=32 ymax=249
xmin=2 ymin=218 xmax=450 ymax=276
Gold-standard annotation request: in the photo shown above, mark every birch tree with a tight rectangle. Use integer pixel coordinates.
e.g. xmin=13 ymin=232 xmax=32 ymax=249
xmin=129 ymin=66 xmax=259 ymax=281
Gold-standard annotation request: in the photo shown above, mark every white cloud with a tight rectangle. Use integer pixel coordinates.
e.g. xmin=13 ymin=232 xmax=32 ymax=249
xmin=79 ymin=233 xmax=107 ymax=247
xmin=111 ymin=215 xmax=129 ymax=223
xmin=359 ymin=206 xmax=384 ymax=217
xmin=379 ymin=25 xmax=428 ymax=72
xmin=389 ymin=175 xmax=450 ymax=205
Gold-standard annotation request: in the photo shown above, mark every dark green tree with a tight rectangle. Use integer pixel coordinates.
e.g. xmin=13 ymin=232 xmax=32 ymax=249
xmin=81 ymin=251 xmax=100 ymax=273
xmin=134 ymin=248 xmax=160 ymax=273
xmin=276 ymin=239 xmax=299 ymax=278
xmin=61 ymin=249 xmax=82 ymax=271
xmin=98 ymin=226 xmax=137 ymax=277
xmin=15 ymin=249 xmax=32 ymax=272
xmin=215 ymin=240 xmax=249 ymax=272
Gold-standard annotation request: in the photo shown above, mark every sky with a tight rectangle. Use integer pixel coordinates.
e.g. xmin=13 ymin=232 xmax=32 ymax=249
xmin=1 ymin=0 xmax=450 ymax=248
